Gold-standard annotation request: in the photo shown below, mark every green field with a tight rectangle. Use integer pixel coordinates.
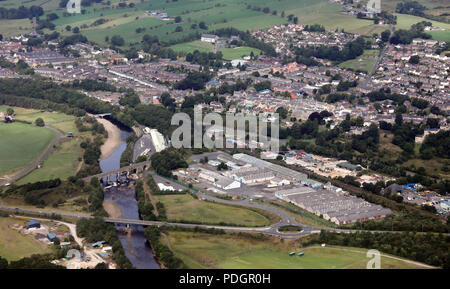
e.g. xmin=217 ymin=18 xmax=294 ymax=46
xmin=155 ymin=194 xmax=271 ymax=227
xmin=38 ymin=0 xmax=387 ymax=48
xmin=286 ymin=1 xmax=388 ymax=35
xmin=339 ymin=49 xmax=379 ymax=73
xmin=162 ymin=231 xmax=429 ymax=269
xmin=221 ymin=46 xmax=261 ymax=60
xmin=0 ymin=217 xmax=51 ymax=261
xmin=395 ymin=14 xmax=450 ymax=41
xmin=0 ymin=106 xmax=74 ymax=124
xmin=171 ymin=40 xmax=215 ymax=54
xmin=0 ymin=18 xmax=34 ymax=38
xmin=17 ymin=137 xmax=83 ymax=185
xmin=0 ymin=122 xmax=56 ymax=177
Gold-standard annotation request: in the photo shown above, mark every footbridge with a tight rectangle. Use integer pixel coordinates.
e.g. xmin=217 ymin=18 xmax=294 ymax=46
xmin=82 ymin=161 xmax=151 ymax=183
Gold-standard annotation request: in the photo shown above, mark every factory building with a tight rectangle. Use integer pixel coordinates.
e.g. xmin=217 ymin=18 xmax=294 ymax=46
xmin=275 ymin=187 xmax=393 ymax=225
xmin=233 ymin=153 xmax=307 ymax=182
xmin=198 ymin=168 xmax=241 ymax=190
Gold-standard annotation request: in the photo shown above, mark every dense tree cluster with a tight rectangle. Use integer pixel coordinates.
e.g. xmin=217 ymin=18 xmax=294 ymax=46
xmin=0 ymin=5 xmax=43 ymax=19
xmin=396 ymin=1 xmax=427 ymax=17
xmin=144 ymin=226 xmax=186 ymax=269
xmin=420 ymin=130 xmax=450 ymax=159
xmin=295 ymin=37 xmax=368 ymax=64
xmin=150 ymin=148 xmax=188 ymax=178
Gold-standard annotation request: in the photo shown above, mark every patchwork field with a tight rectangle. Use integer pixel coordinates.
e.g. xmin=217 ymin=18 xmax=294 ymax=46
xmin=154 ymin=194 xmax=272 ymax=227
xmin=162 ymin=231 xmax=429 ymax=269
xmin=37 ymin=0 xmax=388 ymax=49
xmin=0 ymin=217 xmax=51 ymax=261
xmin=0 ymin=122 xmax=56 ymax=177
xmin=339 ymin=49 xmax=379 ymax=73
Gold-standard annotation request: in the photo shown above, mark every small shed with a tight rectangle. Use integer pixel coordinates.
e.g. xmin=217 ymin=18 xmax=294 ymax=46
xmin=91 ymin=241 xmax=106 ymax=248
xmin=26 ymin=220 xmax=41 ymax=229
xmin=47 ymin=233 xmax=57 ymax=242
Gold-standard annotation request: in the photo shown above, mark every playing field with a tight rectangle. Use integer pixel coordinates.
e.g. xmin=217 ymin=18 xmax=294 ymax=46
xmin=154 ymin=194 xmax=271 ymax=227
xmin=221 ymin=46 xmax=261 ymax=60
xmin=339 ymin=49 xmax=379 ymax=73
xmin=171 ymin=41 xmax=215 ymax=54
xmin=0 ymin=217 xmax=51 ymax=261
xmin=0 ymin=122 xmax=56 ymax=177
xmin=162 ymin=231 xmax=430 ymax=269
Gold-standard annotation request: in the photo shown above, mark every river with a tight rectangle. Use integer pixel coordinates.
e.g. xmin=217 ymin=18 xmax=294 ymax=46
xmin=99 ymin=123 xmax=160 ymax=269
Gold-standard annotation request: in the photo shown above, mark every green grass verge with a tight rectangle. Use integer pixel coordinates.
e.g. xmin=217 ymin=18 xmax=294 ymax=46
xmin=155 ymin=193 xmax=272 ymax=227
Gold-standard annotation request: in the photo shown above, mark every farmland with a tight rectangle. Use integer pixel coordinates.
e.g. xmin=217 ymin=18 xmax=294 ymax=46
xmin=0 ymin=122 xmax=56 ymax=177
xmin=0 ymin=106 xmax=74 ymax=124
xmin=16 ymin=136 xmax=83 ymax=185
xmin=154 ymin=193 xmax=272 ymax=227
xmin=395 ymin=14 xmax=450 ymax=41
xmin=161 ymin=231 xmax=429 ymax=269
xmin=0 ymin=217 xmax=51 ymax=261
xmin=38 ymin=0 xmax=387 ymax=50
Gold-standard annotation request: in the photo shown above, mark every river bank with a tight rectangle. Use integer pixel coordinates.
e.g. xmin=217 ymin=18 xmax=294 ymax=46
xmin=97 ymin=118 xmax=122 ymax=160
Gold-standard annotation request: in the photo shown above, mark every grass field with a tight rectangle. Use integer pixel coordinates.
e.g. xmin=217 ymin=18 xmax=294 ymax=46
xmin=0 ymin=122 xmax=56 ymax=177
xmin=17 ymin=137 xmax=83 ymax=185
xmin=0 ymin=106 xmax=74 ymax=124
xmin=221 ymin=46 xmax=261 ymax=60
xmin=154 ymin=194 xmax=271 ymax=227
xmin=286 ymin=1 xmax=387 ymax=35
xmin=170 ymin=40 xmax=215 ymax=54
xmin=162 ymin=231 xmax=429 ymax=269
xmin=0 ymin=217 xmax=51 ymax=261
xmin=395 ymin=14 xmax=450 ymax=41
xmin=39 ymin=0 xmax=386 ymax=49
xmin=339 ymin=49 xmax=379 ymax=73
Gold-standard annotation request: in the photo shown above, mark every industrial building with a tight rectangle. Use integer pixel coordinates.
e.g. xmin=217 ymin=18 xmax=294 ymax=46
xmin=226 ymin=166 xmax=275 ymax=184
xmin=144 ymin=127 xmax=167 ymax=152
xmin=198 ymin=168 xmax=241 ymax=190
xmin=233 ymin=153 xmax=307 ymax=182
xmin=275 ymin=187 xmax=393 ymax=225
xmin=337 ymin=162 xmax=362 ymax=172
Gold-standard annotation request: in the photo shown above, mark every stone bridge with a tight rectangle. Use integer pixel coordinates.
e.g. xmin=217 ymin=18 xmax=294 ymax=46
xmin=82 ymin=161 xmax=151 ymax=183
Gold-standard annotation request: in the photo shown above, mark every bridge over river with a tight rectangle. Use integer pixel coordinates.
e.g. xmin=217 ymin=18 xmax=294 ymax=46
xmin=82 ymin=161 xmax=151 ymax=183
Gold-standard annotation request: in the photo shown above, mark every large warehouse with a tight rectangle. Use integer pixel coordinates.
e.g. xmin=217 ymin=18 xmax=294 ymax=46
xmin=233 ymin=153 xmax=307 ymax=182
xmin=275 ymin=187 xmax=393 ymax=225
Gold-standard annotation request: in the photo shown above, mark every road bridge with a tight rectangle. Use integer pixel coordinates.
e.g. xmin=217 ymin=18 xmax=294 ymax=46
xmin=82 ymin=161 xmax=151 ymax=183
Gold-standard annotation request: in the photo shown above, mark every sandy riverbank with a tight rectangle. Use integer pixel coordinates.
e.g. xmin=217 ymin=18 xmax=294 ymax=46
xmin=103 ymin=200 xmax=123 ymax=219
xmin=97 ymin=118 xmax=122 ymax=160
